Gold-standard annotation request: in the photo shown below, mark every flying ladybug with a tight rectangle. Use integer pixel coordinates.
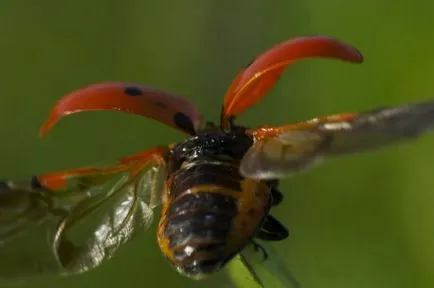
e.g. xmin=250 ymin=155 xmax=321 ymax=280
xmin=1 ymin=35 xmax=434 ymax=288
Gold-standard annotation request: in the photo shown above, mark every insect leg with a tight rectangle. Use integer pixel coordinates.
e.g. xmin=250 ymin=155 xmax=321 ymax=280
xmin=271 ymin=188 xmax=283 ymax=207
xmin=256 ymin=215 xmax=289 ymax=241
xmin=267 ymin=180 xmax=283 ymax=207
xmin=251 ymin=240 xmax=269 ymax=261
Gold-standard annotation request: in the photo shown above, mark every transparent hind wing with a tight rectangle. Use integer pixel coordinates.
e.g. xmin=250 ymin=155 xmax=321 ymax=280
xmin=0 ymin=149 xmax=166 ymax=284
xmin=0 ymin=179 xmax=66 ymax=284
xmin=228 ymin=241 xmax=301 ymax=288
xmin=53 ymin=164 xmax=164 ymax=274
xmin=0 ymin=179 xmax=50 ymax=245
xmin=241 ymin=99 xmax=434 ymax=179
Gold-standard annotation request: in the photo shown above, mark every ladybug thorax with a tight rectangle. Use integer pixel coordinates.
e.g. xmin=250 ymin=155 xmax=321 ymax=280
xmin=169 ymin=129 xmax=253 ymax=168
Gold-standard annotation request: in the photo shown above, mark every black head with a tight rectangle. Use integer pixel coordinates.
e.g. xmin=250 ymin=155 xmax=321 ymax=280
xmin=170 ymin=125 xmax=253 ymax=164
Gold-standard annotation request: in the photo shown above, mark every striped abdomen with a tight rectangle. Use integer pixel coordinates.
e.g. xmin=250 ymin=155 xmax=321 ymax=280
xmin=157 ymin=160 xmax=270 ymax=279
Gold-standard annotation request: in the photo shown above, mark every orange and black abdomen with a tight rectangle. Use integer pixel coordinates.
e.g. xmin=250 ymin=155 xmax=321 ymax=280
xmin=157 ymin=130 xmax=271 ymax=278
xmin=157 ymin=162 xmax=240 ymax=278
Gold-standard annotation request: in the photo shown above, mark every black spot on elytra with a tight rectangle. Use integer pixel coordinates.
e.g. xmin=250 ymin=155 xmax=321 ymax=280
xmin=248 ymin=208 xmax=255 ymax=216
xmin=173 ymin=112 xmax=195 ymax=135
xmin=124 ymin=86 xmax=143 ymax=96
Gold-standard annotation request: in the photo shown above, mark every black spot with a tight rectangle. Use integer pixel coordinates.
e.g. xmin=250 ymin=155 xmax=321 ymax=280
xmin=173 ymin=112 xmax=196 ymax=134
xmin=248 ymin=208 xmax=255 ymax=216
xmin=124 ymin=86 xmax=143 ymax=96
xmin=241 ymin=220 xmax=248 ymax=228
xmin=153 ymin=102 xmax=168 ymax=108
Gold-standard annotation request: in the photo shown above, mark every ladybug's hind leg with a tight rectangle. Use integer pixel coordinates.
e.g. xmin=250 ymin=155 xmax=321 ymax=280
xmin=256 ymin=180 xmax=288 ymax=241
xmin=270 ymin=188 xmax=283 ymax=207
xmin=268 ymin=180 xmax=283 ymax=207
xmin=251 ymin=240 xmax=269 ymax=261
xmin=256 ymin=215 xmax=289 ymax=241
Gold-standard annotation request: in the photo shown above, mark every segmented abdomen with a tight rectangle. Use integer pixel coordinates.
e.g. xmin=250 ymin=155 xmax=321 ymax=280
xmin=157 ymin=161 xmax=242 ymax=278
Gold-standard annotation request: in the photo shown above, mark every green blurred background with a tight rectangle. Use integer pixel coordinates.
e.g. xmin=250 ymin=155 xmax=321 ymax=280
xmin=1 ymin=1 xmax=434 ymax=288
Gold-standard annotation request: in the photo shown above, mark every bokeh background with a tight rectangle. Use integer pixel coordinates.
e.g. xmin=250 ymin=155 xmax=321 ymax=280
xmin=1 ymin=1 xmax=434 ymax=288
